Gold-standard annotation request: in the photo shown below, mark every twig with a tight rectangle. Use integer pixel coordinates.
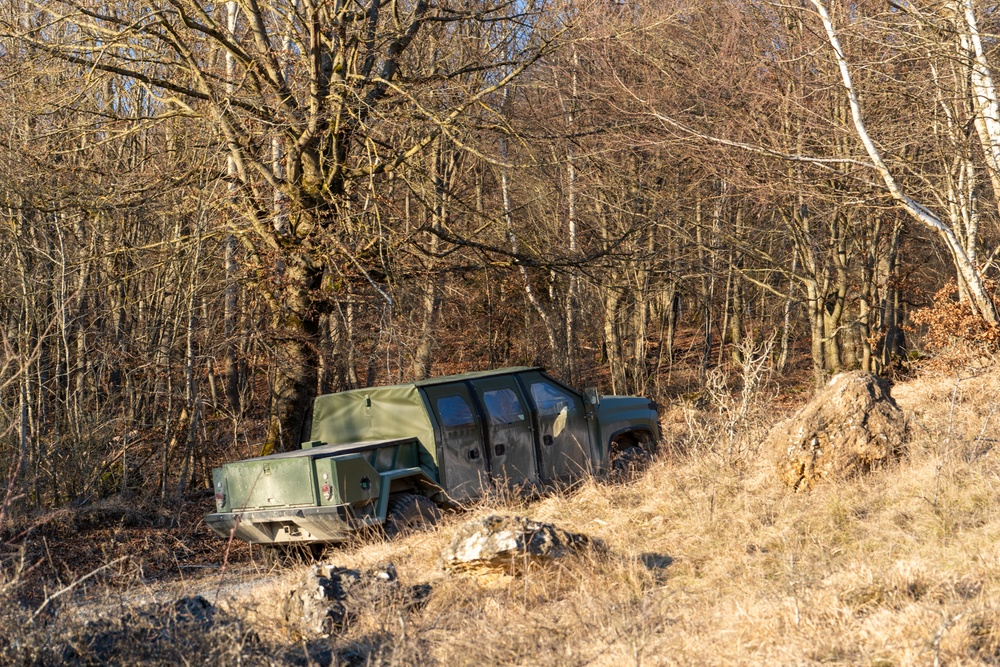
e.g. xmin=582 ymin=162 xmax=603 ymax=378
xmin=932 ymin=378 xmax=962 ymax=508
xmin=214 ymin=515 xmax=242 ymax=603
xmin=29 ymin=556 xmax=128 ymax=623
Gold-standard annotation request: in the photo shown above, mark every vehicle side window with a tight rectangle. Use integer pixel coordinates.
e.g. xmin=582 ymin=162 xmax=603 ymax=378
xmin=436 ymin=395 xmax=475 ymax=428
xmin=482 ymin=388 xmax=525 ymax=425
xmin=530 ymin=381 xmax=577 ymax=417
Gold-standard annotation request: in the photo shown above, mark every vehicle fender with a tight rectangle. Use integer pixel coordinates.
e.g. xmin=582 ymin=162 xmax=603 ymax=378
xmin=607 ymin=425 xmax=658 ymax=450
xmin=375 ymin=467 xmax=442 ymax=521
xmin=595 ymin=396 xmax=660 ymax=469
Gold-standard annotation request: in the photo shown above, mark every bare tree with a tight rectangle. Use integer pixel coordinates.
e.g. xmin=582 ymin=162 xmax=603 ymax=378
xmin=809 ymin=0 xmax=998 ymax=324
xmin=7 ymin=0 xmax=558 ymax=452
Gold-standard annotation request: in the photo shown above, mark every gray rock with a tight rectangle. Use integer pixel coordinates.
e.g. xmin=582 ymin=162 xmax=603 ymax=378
xmin=283 ymin=561 xmax=427 ymax=638
xmin=767 ymin=371 xmax=907 ymax=491
xmin=441 ymin=515 xmax=598 ymax=573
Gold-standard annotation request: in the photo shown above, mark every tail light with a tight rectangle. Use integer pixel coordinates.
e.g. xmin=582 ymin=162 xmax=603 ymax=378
xmin=215 ymin=480 xmax=227 ymax=510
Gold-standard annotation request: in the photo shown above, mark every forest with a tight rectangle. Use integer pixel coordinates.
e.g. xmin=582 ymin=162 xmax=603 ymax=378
xmin=1 ymin=0 xmax=998 ymax=519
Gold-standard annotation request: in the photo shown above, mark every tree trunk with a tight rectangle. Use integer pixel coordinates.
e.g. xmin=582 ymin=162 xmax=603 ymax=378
xmin=261 ymin=256 xmax=321 ymax=455
xmin=412 ymin=234 xmax=442 ymax=380
xmin=778 ymin=251 xmax=798 ymax=373
xmin=812 ymin=0 xmax=999 ymax=325
xmin=805 ymin=280 xmax=827 ymax=388
xmin=604 ymin=288 xmax=626 ymax=395
xmin=222 ymin=0 xmax=242 ymax=417
xmin=729 ymin=273 xmax=744 ymax=367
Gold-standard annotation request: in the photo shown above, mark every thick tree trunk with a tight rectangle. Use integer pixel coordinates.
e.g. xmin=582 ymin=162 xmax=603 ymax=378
xmin=603 ymin=288 xmax=625 ymax=395
xmin=859 ymin=276 xmax=873 ymax=373
xmin=261 ymin=256 xmax=321 ymax=455
xmin=805 ymin=281 xmax=827 ymax=388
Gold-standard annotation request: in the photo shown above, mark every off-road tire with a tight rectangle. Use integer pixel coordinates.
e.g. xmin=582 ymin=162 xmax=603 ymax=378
xmin=611 ymin=445 xmax=650 ymax=473
xmin=384 ymin=493 xmax=440 ymax=537
xmin=610 ymin=433 xmax=655 ymax=477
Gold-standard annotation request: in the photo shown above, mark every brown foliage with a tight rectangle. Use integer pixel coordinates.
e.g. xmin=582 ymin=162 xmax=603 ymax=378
xmin=910 ymin=280 xmax=1000 ymax=352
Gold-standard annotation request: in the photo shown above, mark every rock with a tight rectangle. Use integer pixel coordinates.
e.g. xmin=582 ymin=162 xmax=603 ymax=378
xmin=768 ymin=371 xmax=906 ymax=491
xmin=283 ymin=561 xmax=426 ymax=638
xmin=441 ymin=515 xmax=599 ymax=574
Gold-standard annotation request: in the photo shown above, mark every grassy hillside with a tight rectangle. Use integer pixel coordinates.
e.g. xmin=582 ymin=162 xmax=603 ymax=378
xmin=5 ymin=362 xmax=1000 ymax=666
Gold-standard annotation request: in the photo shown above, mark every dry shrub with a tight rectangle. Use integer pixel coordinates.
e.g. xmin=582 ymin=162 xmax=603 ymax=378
xmin=911 ymin=280 xmax=1000 ymax=367
xmin=681 ymin=334 xmax=779 ymax=464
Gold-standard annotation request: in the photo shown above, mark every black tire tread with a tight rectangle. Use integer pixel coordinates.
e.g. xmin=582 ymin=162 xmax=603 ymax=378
xmin=384 ymin=493 xmax=440 ymax=537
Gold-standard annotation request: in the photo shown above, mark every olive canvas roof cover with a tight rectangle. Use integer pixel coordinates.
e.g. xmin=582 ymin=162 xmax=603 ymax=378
xmin=308 ymin=366 xmax=540 ymax=471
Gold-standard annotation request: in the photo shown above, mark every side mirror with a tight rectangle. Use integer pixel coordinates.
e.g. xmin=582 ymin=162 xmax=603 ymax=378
xmin=584 ymin=387 xmax=601 ymax=407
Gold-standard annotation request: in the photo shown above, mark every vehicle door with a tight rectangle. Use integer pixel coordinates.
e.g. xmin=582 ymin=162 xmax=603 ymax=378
xmin=468 ymin=376 xmax=538 ymax=488
xmin=422 ymin=383 xmax=489 ymax=501
xmin=519 ymin=371 xmax=594 ymax=482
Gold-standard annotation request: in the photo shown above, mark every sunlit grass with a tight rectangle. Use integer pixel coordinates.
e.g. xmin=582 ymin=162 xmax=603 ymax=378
xmin=6 ymin=362 xmax=1000 ymax=665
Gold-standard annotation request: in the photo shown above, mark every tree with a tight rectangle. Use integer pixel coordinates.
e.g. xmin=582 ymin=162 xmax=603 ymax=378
xmin=808 ymin=0 xmax=998 ymax=325
xmin=8 ymin=0 xmax=557 ymax=452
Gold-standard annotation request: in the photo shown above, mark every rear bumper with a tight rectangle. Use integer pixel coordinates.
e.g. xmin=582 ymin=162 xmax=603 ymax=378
xmin=205 ymin=505 xmax=366 ymax=544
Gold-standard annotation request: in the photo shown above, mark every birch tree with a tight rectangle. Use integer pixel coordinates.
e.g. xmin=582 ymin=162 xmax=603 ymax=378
xmin=809 ymin=0 xmax=999 ymax=325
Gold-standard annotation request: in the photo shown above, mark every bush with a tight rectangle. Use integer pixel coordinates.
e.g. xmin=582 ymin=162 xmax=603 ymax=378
xmin=910 ymin=280 xmax=1000 ymax=354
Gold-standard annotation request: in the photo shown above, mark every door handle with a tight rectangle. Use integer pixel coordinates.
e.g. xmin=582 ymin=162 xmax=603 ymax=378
xmin=494 ymin=444 xmax=506 ymax=456
xmin=543 ymin=435 xmax=553 ymax=446
xmin=468 ymin=448 xmax=480 ymax=461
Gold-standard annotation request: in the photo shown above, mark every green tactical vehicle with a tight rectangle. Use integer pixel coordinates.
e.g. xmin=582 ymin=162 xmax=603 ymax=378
xmin=205 ymin=367 xmax=659 ymax=548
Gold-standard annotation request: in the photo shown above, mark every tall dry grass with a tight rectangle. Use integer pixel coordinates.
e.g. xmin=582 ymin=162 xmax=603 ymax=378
xmin=5 ymin=359 xmax=1000 ymax=665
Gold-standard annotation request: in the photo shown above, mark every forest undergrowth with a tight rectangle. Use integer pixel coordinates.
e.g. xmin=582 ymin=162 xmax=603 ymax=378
xmin=4 ymin=356 xmax=1000 ymax=666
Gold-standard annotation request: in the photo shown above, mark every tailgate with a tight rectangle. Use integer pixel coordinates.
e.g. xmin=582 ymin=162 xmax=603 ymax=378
xmin=224 ymin=456 xmax=316 ymax=509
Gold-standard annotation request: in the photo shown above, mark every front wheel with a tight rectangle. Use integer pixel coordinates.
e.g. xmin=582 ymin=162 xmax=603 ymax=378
xmin=610 ymin=433 xmax=655 ymax=476
xmin=384 ymin=493 xmax=441 ymax=537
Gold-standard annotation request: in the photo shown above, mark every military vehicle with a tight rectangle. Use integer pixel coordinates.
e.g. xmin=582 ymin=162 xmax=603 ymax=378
xmin=205 ymin=367 xmax=658 ymax=550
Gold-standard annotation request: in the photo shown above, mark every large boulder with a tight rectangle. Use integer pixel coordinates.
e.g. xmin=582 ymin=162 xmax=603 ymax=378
xmin=768 ymin=372 xmax=906 ymax=491
xmin=441 ymin=515 xmax=599 ymax=574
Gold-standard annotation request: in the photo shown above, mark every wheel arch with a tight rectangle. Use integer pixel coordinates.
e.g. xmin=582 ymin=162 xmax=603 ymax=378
xmin=607 ymin=425 xmax=657 ymax=452
xmin=376 ymin=468 xmax=443 ymax=522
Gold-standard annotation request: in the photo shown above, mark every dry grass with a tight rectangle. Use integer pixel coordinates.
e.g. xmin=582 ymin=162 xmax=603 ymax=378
xmin=6 ymin=362 xmax=1000 ymax=665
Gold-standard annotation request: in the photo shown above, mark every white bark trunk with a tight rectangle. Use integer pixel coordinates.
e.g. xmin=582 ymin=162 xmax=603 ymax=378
xmin=500 ymin=135 xmax=559 ymax=355
xmin=223 ymin=0 xmax=242 ymax=414
xmin=563 ymin=45 xmax=579 ymax=382
xmin=960 ymin=1 xmax=1000 ymax=190
xmin=810 ymin=0 xmax=999 ymax=325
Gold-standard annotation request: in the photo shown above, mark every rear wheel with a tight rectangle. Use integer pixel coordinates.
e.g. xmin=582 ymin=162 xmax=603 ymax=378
xmin=384 ymin=493 xmax=440 ymax=537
